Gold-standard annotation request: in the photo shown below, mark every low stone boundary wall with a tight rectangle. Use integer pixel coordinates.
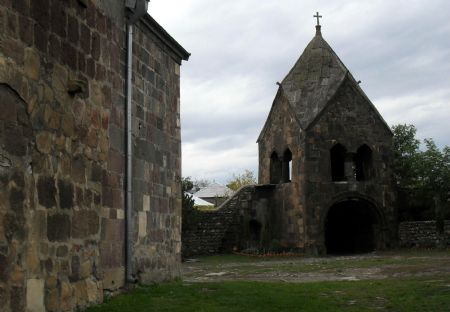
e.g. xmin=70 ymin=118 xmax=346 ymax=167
xmin=398 ymin=221 xmax=450 ymax=247
xmin=182 ymin=185 xmax=280 ymax=257
xmin=182 ymin=186 xmax=255 ymax=257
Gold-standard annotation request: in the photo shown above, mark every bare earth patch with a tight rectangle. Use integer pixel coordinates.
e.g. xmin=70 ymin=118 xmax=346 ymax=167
xmin=182 ymin=250 xmax=450 ymax=283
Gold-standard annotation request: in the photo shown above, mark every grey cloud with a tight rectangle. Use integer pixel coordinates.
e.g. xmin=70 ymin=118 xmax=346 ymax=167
xmin=151 ymin=0 xmax=450 ymax=181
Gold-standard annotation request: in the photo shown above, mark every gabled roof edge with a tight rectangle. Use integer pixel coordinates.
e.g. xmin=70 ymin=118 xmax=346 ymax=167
xmin=304 ymin=71 xmax=349 ymax=131
xmin=348 ymin=75 xmax=393 ymax=135
xmin=305 ymin=72 xmax=393 ymax=135
xmin=257 ymin=87 xmax=282 ymax=143
xmin=257 ymin=87 xmax=304 ymax=143
xmin=140 ymin=14 xmax=191 ymax=64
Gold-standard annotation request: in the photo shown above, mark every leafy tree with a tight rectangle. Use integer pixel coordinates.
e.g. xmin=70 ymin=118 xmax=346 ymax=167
xmin=391 ymin=124 xmax=421 ymax=189
xmin=226 ymin=169 xmax=257 ymax=191
xmin=181 ymin=177 xmax=194 ymax=211
xmin=392 ymin=124 xmax=450 ymax=221
xmin=181 ymin=177 xmax=195 ymax=233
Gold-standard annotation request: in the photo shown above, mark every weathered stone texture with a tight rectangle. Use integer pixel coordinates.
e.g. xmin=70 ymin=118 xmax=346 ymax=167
xmin=184 ymin=28 xmax=396 ymax=257
xmin=182 ymin=185 xmax=280 ymax=257
xmin=399 ymin=221 xmax=450 ymax=247
xmin=130 ymin=24 xmax=183 ymax=284
xmin=1 ymin=0 xmax=187 ymax=311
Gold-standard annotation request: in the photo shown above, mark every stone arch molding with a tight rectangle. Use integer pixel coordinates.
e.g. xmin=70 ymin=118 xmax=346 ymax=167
xmin=320 ymin=192 xmax=387 ymax=229
xmin=318 ymin=192 xmax=388 ymax=253
xmin=269 ymin=145 xmax=294 ymax=184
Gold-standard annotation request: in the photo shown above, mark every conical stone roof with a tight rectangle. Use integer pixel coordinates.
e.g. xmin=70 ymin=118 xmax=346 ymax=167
xmin=281 ymin=25 xmax=350 ymax=129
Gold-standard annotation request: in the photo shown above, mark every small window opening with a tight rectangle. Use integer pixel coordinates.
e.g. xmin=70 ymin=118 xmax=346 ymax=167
xmin=330 ymin=144 xmax=346 ymax=181
xmin=354 ymin=144 xmax=373 ymax=181
xmin=282 ymin=149 xmax=292 ymax=183
xmin=270 ymin=152 xmax=282 ymax=184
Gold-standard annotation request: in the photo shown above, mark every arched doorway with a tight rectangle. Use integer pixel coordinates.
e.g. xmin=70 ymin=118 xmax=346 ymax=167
xmin=325 ymin=198 xmax=380 ymax=254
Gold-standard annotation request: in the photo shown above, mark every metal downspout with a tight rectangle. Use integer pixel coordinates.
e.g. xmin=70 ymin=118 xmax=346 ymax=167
xmin=125 ymin=0 xmax=149 ymax=284
xmin=126 ymin=23 xmax=134 ymax=283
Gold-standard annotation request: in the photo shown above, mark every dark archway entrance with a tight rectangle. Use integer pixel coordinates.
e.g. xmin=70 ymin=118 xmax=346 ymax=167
xmin=325 ymin=199 xmax=379 ymax=254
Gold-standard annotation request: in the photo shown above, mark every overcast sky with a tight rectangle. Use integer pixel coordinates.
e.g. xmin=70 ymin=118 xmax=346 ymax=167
xmin=149 ymin=0 xmax=450 ymax=184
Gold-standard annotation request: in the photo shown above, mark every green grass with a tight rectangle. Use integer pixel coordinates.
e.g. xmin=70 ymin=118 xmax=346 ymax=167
xmin=86 ymin=277 xmax=450 ymax=312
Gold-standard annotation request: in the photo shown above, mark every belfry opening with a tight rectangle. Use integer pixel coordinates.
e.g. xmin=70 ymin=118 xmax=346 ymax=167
xmin=325 ymin=199 xmax=380 ymax=254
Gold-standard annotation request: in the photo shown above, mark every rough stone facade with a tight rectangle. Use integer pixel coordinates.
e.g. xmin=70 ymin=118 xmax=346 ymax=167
xmin=0 ymin=0 xmax=188 ymax=311
xmin=182 ymin=185 xmax=277 ymax=257
xmin=182 ymin=25 xmax=396 ymax=257
xmin=399 ymin=221 xmax=450 ymax=248
xmin=257 ymin=25 xmax=397 ymax=255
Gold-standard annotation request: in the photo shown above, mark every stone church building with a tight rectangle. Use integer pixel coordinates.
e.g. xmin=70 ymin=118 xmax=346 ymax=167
xmin=182 ymin=21 xmax=396 ymax=257
xmin=0 ymin=0 xmax=188 ymax=311
xmin=256 ymin=22 xmax=397 ymax=254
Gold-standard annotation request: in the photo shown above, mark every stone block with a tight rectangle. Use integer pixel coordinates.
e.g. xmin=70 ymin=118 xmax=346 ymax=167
xmin=101 ymin=268 xmax=124 ymax=290
xmin=80 ymin=260 xmax=92 ymax=279
xmin=9 ymin=266 xmax=25 ymax=286
xmin=108 ymin=150 xmax=124 ymax=174
xmin=61 ymin=114 xmax=75 ymax=137
xmin=91 ymin=163 xmax=102 ymax=183
xmin=72 ymin=210 xmax=99 ymax=238
xmin=26 ymin=243 xmax=40 ymax=275
xmin=9 ymin=187 xmax=24 ymax=215
xmin=51 ymin=64 xmax=68 ymax=105
xmin=4 ymin=125 xmax=27 ymax=156
xmin=59 ymin=280 xmax=73 ymax=311
xmin=19 ymin=16 xmax=33 ymax=46
xmin=0 ymin=286 xmax=8 ymax=312
xmin=143 ymin=194 xmax=150 ymax=211
xmin=58 ymin=179 xmax=74 ymax=209
xmin=70 ymin=255 xmax=80 ymax=281
xmin=11 ymin=286 xmax=26 ymax=312
xmin=33 ymin=23 xmax=48 ymax=54
xmin=138 ymin=211 xmax=147 ymax=238
xmin=86 ymin=279 xmax=102 ymax=303
xmin=56 ymin=245 xmax=68 ymax=257
xmin=0 ymin=254 xmax=9 ymax=282
xmin=37 ymin=176 xmax=56 ymax=208
xmin=24 ymin=48 xmax=40 ymax=80
xmin=2 ymin=38 xmax=24 ymax=65
xmin=71 ymin=158 xmax=86 ymax=184
xmin=74 ymin=280 xmax=88 ymax=306
xmin=62 ymin=41 xmax=77 ymax=71
xmin=44 ymin=105 xmax=60 ymax=130
xmin=78 ymin=23 xmax=89 ymax=53
xmin=68 ymin=15 xmax=79 ymax=44
xmin=47 ymin=214 xmax=70 ymax=242
xmin=45 ymin=288 xmax=59 ymax=312
xmin=91 ymin=32 xmax=101 ymax=60
xmin=26 ymin=279 xmax=45 ymax=312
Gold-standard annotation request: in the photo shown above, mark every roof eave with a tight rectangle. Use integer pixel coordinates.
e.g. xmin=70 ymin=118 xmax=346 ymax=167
xmin=140 ymin=14 xmax=191 ymax=64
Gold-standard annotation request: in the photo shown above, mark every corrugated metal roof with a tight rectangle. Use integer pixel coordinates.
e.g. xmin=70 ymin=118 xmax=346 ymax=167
xmin=193 ymin=183 xmax=233 ymax=198
xmin=185 ymin=192 xmax=214 ymax=206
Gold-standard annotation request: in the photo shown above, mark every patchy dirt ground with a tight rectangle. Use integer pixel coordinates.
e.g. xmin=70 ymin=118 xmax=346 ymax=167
xmin=182 ymin=250 xmax=450 ymax=283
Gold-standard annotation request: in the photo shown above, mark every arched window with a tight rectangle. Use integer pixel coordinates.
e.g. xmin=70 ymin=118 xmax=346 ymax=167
xmin=282 ymin=149 xmax=292 ymax=183
xmin=330 ymin=144 xmax=346 ymax=181
xmin=270 ymin=151 xmax=282 ymax=184
xmin=354 ymin=144 xmax=373 ymax=181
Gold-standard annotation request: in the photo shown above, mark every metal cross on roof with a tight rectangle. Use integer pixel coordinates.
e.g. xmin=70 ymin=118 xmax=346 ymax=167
xmin=314 ymin=12 xmax=322 ymax=26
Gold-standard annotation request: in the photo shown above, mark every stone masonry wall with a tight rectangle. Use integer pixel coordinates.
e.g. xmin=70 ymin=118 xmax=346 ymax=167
xmin=0 ymin=1 xmax=186 ymax=311
xmin=257 ymin=92 xmax=306 ymax=249
xmin=182 ymin=185 xmax=279 ymax=257
xmin=182 ymin=188 xmax=247 ymax=257
xmin=130 ymin=22 xmax=183 ymax=283
xmin=399 ymin=221 xmax=450 ymax=247
xmin=304 ymin=78 xmax=397 ymax=253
